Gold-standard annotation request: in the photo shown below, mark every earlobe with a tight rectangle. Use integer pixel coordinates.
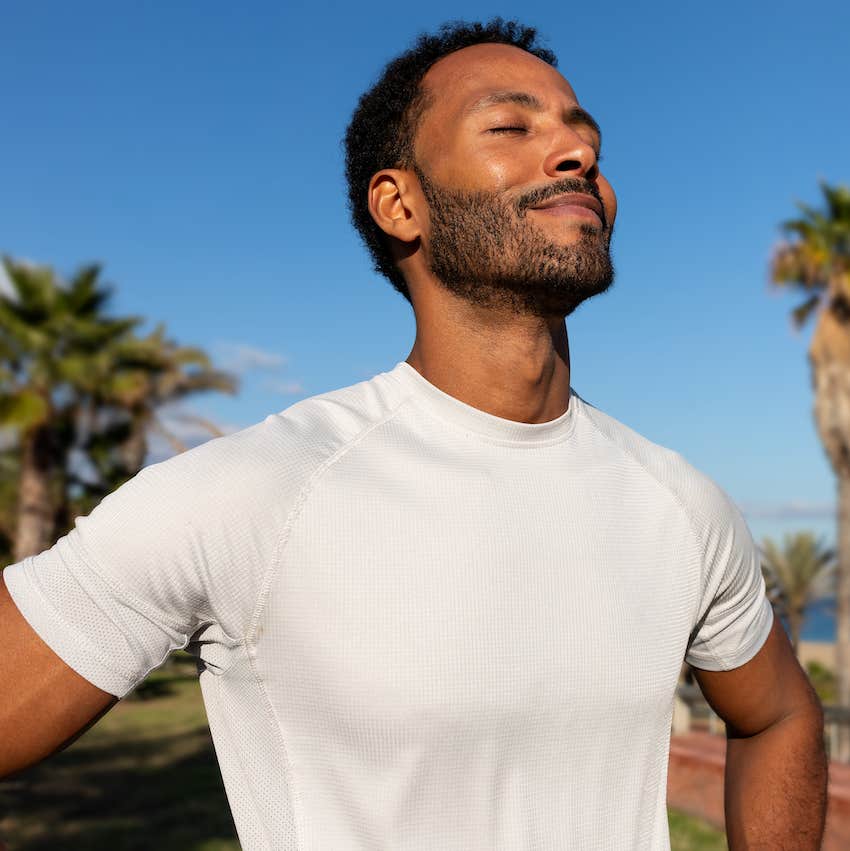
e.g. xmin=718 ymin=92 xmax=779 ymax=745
xmin=368 ymin=169 xmax=422 ymax=243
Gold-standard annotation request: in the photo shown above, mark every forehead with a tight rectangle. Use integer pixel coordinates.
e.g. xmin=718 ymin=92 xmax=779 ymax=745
xmin=419 ymin=43 xmax=579 ymax=120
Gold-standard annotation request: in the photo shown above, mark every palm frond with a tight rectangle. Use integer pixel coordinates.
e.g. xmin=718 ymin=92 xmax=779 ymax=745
xmin=791 ymin=293 xmax=825 ymax=330
xmin=771 ymin=183 xmax=850 ymax=329
xmin=760 ymin=530 xmax=836 ymax=609
xmin=64 ymin=263 xmax=113 ymax=317
xmin=0 ymin=389 xmax=49 ymax=430
xmin=1 ymin=259 xmax=56 ymax=317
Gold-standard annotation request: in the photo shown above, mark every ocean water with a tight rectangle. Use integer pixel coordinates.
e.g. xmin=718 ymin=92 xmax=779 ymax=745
xmin=789 ymin=597 xmax=836 ymax=642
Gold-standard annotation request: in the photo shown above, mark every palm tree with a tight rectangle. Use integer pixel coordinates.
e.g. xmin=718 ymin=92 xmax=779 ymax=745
xmin=770 ymin=181 xmax=850 ymax=759
xmin=0 ymin=257 xmax=238 ymax=559
xmin=109 ymin=325 xmax=236 ymax=475
xmin=77 ymin=324 xmax=237 ymax=500
xmin=0 ymin=258 xmax=139 ymax=560
xmin=759 ymin=531 xmax=836 ymax=656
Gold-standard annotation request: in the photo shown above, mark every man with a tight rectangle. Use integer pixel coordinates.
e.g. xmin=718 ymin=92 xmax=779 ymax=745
xmin=0 ymin=18 xmax=828 ymax=850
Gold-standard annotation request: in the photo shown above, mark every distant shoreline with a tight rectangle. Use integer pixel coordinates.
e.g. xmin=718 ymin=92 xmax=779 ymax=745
xmin=781 ymin=598 xmax=836 ymax=643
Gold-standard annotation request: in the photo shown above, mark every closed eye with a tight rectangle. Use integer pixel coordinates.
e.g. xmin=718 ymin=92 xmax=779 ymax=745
xmin=488 ymin=126 xmax=527 ymax=134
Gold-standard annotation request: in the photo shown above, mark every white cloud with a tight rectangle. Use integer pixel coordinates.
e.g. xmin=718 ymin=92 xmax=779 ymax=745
xmin=741 ymin=500 xmax=835 ymax=520
xmin=143 ymin=406 xmax=242 ymax=464
xmin=213 ymin=340 xmax=305 ymax=400
xmin=262 ymin=378 xmax=305 ymax=396
xmin=156 ymin=404 xmax=240 ymax=441
xmin=214 ymin=342 xmax=287 ymax=374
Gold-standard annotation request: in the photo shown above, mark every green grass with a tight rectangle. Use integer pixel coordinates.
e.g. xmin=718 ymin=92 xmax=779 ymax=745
xmin=668 ymin=808 xmax=728 ymax=850
xmin=0 ymin=656 xmax=240 ymax=851
xmin=0 ymin=656 xmax=727 ymax=850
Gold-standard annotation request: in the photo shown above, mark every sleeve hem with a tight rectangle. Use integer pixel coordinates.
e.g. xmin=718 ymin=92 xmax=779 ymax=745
xmin=3 ymin=564 xmax=139 ymax=698
xmin=686 ymin=597 xmax=775 ymax=672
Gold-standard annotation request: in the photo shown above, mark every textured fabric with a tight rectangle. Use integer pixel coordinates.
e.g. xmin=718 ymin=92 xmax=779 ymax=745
xmin=4 ymin=360 xmax=773 ymax=850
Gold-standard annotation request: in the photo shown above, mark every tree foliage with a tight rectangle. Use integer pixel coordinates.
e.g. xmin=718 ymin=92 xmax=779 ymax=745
xmin=770 ymin=181 xmax=850 ymax=328
xmin=759 ymin=530 xmax=836 ymax=656
xmin=0 ymin=256 xmax=237 ymax=564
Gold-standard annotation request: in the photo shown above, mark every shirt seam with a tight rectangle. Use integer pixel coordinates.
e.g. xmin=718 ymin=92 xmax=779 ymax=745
xmin=239 ymin=392 xmax=416 ymax=848
xmin=245 ymin=391 xmax=415 ymax=644
xmin=243 ymin=646 xmax=308 ymax=848
xmin=582 ymin=413 xmax=724 ymax=668
xmin=206 ymin=669 xmax=277 ymax=850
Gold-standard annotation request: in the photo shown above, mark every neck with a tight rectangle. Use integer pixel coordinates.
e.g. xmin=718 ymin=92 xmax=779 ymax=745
xmin=404 ymin=292 xmax=571 ymax=424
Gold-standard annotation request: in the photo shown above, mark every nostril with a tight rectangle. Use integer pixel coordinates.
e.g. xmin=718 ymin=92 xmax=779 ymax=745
xmin=555 ymin=159 xmax=581 ymax=172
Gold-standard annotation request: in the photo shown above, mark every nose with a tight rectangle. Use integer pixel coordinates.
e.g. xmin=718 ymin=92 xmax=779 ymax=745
xmin=541 ymin=126 xmax=599 ymax=181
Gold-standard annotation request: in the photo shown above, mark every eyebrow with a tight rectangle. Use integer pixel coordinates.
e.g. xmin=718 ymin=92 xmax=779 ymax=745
xmin=465 ymin=90 xmax=602 ymax=146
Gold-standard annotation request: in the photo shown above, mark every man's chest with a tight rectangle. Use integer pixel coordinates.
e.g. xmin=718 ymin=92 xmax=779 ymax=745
xmin=253 ymin=459 xmax=701 ymax=740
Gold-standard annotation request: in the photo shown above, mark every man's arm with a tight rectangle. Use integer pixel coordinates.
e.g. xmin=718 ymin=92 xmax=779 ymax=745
xmin=0 ymin=575 xmax=118 ymax=779
xmin=692 ymin=613 xmax=828 ymax=850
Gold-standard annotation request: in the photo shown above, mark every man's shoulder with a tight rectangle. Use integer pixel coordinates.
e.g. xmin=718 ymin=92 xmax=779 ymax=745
xmin=575 ymin=391 xmax=740 ymax=536
xmin=141 ymin=366 xmax=407 ymax=495
xmin=269 ymin=366 xmax=409 ymax=449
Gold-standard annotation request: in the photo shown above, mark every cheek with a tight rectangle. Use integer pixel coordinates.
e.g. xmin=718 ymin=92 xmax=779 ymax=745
xmin=598 ymin=177 xmax=617 ymax=227
xmin=430 ymin=145 xmax=516 ymax=193
xmin=477 ymin=158 xmax=516 ymax=191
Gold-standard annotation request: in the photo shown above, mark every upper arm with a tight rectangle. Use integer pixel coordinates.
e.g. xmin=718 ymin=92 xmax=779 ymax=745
xmin=0 ymin=574 xmax=118 ymax=779
xmin=691 ymin=613 xmax=822 ymax=738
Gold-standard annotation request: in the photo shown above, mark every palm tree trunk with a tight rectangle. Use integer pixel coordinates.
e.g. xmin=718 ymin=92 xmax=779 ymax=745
xmin=787 ymin=612 xmax=801 ymax=660
xmin=836 ymin=474 xmax=850 ymax=761
xmin=13 ymin=424 xmax=56 ymax=562
xmin=809 ymin=302 xmax=850 ymax=761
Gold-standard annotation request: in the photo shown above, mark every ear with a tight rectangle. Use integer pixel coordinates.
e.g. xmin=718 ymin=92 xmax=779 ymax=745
xmin=367 ymin=169 xmax=424 ymax=244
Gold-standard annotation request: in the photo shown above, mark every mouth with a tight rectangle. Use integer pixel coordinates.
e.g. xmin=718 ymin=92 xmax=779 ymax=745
xmin=528 ymin=193 xmax=604 ymax=227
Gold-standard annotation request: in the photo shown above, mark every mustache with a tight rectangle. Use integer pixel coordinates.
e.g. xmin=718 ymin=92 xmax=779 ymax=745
xmin=515 ymin=178 xmax=607 ymax=228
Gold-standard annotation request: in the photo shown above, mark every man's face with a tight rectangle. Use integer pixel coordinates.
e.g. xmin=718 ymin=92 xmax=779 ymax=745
xmin=410 ymin=43 xmax=617 ymax=318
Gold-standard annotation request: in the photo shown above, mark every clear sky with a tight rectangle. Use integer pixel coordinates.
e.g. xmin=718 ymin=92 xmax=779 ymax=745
xmin=2 ymin=0 xmax=848 ymax=551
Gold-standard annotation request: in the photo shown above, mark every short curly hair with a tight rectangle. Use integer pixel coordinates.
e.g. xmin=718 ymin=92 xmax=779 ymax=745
xmin=343 ymin=18 xmax=558 ymax=304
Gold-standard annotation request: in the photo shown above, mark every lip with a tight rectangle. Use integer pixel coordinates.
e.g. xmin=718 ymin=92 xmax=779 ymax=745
xmin=529 ymin=193 xmax=604 ymax=225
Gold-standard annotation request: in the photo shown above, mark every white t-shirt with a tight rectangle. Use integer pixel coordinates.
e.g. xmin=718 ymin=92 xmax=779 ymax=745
xmin=4 ymin=360 xmax=773 ymax=850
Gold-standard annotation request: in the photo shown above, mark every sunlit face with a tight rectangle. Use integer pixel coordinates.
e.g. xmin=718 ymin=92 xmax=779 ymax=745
xmin=410 ymin=43 xmax=618 ymax=317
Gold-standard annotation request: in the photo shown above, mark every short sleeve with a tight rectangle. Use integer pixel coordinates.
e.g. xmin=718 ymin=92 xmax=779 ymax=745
xmin=3 ymin=424 xmax=288 ymax=698
xmin=685 ymin=484 xmax=775 ymax=671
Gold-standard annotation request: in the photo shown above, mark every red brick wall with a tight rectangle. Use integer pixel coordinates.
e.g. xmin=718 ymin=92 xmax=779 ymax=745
xmin=668 ymin=733 xmax=850 ymax=850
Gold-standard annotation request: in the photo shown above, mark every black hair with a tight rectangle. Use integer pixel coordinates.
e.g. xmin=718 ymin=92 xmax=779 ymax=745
xmin=343 ymin=18 xmax=557 ymax=303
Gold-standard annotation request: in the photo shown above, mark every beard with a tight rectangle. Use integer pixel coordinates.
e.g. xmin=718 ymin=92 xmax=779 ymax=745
xmin=414 ymin=166 xmax=615 ymax=318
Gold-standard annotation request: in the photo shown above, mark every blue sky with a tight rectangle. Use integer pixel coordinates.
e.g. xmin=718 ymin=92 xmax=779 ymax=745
xmin=1 ymin=0 xmax=848 ymax=552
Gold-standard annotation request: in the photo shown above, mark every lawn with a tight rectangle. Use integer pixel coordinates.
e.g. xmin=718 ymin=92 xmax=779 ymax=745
xmin=0 ymin=656 xmax=727 ymax=850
